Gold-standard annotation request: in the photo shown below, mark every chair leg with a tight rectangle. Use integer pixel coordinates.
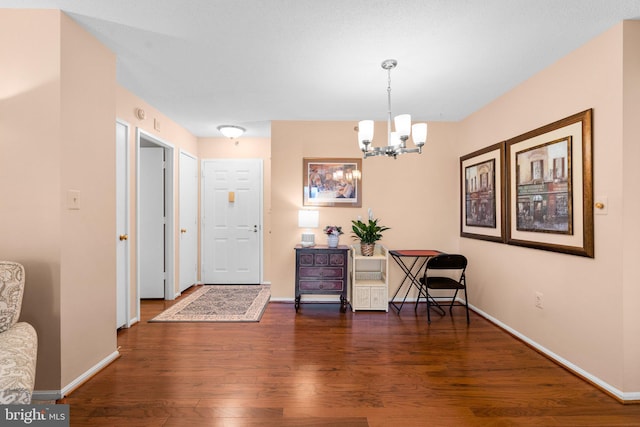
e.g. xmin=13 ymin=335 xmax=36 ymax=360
xmin=426 ymin=289 xmax=431 ymax=324
xmin=415 ymin=284 xmax=425 ymax=313
xmin=449 ymin=289 xmax=459 ymax=314
xmin=463 ymin=287 xmax=469 ymax=324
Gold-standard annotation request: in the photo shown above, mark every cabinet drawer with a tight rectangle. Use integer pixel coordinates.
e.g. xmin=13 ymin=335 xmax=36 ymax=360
xmin=298 ymin=267 xmax=343 ymax=279
xmin=299 ymin=253 xmax=345 ymax=267
xmin=299 ymin=280 xmax=344 ymax=291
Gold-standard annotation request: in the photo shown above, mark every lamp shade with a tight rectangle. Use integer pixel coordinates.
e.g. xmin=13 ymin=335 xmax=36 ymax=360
xmin=358 ymin=120 xmax=374 ymax=146
xmin=412 ymin=123 xmax=428 ymax=146
xmin=394 ymin=114 xmax=411 ymax=138
xmin=298 ymin=210 xmax=319 ymax=228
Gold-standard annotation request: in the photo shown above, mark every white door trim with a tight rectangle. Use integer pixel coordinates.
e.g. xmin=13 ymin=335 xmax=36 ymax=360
xmin=135 ymin=128 xmax=176 ymax=316
xmin=200 ymin=158 xmax=264 ymax=284
xmin=116 ymin=119 xmax=131 ymax=328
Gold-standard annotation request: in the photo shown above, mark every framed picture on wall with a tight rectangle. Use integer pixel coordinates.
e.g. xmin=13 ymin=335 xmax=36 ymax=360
xmin=303 ymin=158 xmax=362 ymax=207
xmin=460 ymin=142 xmax=506 ymax=242
xmin=505 ymin=109 xmax=594 ymax=257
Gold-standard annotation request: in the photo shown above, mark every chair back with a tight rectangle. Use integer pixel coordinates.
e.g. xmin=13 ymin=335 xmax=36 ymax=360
xmin=426 ymin=254 xmax=467 ymax=271
xmin=0 ymin=261 xmax=26 ymax=333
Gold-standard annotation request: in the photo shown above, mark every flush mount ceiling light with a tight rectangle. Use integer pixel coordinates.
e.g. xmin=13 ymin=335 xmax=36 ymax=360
xmin=217 ymin=125 xmax=246 ymax=139
xmin=357 ymin=59 xmax=428 ymax=159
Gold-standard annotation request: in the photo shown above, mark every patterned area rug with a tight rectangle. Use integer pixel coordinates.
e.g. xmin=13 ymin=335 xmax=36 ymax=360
xmin=149 ymin=285 xmax=270 ymax=322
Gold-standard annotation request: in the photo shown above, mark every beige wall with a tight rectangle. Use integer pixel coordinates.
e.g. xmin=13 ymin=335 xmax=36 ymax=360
xmin=59 ymin=13 xmax=118 ymax=389
xmin=0 ymin=10 xmax=118 ymax=393
xmin=0 ymin=9 xmax=63 ymax=392
xmin=270 ymin=120 xmax=459 ymax=300
xmin=457 ymin=21 xmax=640 ymax=395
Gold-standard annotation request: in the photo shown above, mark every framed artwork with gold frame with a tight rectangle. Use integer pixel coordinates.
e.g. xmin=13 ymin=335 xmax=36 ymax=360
xmin=303 ymin=158 xmax=362 ymax=208
xmin=460 ymin=142 xmax=506 ymax=243
xmin=505 ymin=109 xmax=594 ymax=257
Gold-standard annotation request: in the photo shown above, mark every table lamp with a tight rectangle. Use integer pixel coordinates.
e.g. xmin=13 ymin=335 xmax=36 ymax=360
xmin=298 ymin=209 xmax=319 ymax=247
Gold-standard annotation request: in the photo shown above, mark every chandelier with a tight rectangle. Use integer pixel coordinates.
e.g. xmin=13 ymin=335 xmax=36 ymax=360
xmin=357 ymin=59 xmax=428 ymax=159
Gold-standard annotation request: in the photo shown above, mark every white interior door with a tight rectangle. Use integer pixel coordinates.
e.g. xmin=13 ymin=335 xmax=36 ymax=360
xmin=116 ymin=121 xmax=129 ymax=328
xmin=179 ymin=151 xmax=198 ymax=292
xmin=140 ymin=146 xmax=165 ymax=298
xmin=202 ymin=159 xmax=262 ymax=284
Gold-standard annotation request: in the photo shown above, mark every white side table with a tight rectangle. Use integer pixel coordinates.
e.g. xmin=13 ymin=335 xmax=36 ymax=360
xmin=349 ymin=244 xmax=389 ymax=311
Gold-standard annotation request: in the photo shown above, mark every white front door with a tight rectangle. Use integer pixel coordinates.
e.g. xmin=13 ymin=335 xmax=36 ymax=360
xmin=202 ymin=159 xmax=262 ymax=284
xmin=116 ymin=121 xmax=129 ymax=328
xmin=139 ymin=146 xmax=165 ymax=298
xmin=179 ymin=151 xmax=198 ymax=292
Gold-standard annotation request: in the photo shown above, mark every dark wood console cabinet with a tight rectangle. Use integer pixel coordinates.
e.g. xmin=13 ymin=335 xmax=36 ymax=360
xmin=294 ymin=245 xmax=349 ymax=312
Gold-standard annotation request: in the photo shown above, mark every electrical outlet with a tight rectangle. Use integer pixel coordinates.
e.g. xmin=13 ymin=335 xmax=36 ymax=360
xmin=535 ymin=291 xmax=544 ymax=309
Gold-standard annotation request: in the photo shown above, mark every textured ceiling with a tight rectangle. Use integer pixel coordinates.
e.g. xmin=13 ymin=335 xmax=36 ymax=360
xmin=3 ymin=0 xmax=640 ymax=137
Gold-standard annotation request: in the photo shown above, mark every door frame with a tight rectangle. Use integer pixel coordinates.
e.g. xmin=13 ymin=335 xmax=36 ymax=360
xmin=135 ymin=128 xmax=176 ymax=317
xmin=116 ymin=119 xmax=131 ymax=328
xmin=200 ymin=158 xmax=264 ymax=284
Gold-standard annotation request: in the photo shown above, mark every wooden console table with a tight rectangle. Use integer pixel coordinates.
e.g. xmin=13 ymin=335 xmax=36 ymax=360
xmin=294 ymin=245 xmax=349 ymax=313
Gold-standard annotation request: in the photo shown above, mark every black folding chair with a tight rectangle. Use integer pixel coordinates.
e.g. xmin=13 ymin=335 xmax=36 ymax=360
xmin=417 ymin=254 xmax=469 ymax=324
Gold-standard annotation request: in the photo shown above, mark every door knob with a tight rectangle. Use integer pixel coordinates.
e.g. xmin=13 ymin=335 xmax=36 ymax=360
xmin=119 ymin=234 xmax=128 ymax=241
xmin=180 ymin=228 xmax=187 ymax=233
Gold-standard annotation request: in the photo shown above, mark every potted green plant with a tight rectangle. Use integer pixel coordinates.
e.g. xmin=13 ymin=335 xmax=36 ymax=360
xmin=351 ymin=211 xmax=390 ymax=256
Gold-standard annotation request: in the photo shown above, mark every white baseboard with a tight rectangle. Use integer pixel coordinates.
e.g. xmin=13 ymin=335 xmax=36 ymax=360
xmin=469 ymin=302 xmax=640 ymax=402
xmin=33 ymin=350 xmax=120 ymax=400
xmin=61 ymin=350 xmax=120 ymax=398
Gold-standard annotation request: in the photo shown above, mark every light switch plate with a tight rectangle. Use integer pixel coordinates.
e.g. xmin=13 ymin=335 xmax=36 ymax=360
xmin=67 ymin=190 xmax=80 ymax=210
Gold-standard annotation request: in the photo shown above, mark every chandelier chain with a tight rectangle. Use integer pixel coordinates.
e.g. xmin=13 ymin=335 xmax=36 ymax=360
xmin=387 ymin=66 xmax=393 ymax=146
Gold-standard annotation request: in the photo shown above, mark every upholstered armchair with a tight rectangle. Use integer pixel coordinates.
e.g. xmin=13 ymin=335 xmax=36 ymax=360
xmin=0 ymin=261 xmax=38 ymax=404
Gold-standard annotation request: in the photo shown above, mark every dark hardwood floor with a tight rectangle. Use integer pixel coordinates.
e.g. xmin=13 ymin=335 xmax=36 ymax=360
xmin=60 ymin=287 xmax=640 ymax=426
